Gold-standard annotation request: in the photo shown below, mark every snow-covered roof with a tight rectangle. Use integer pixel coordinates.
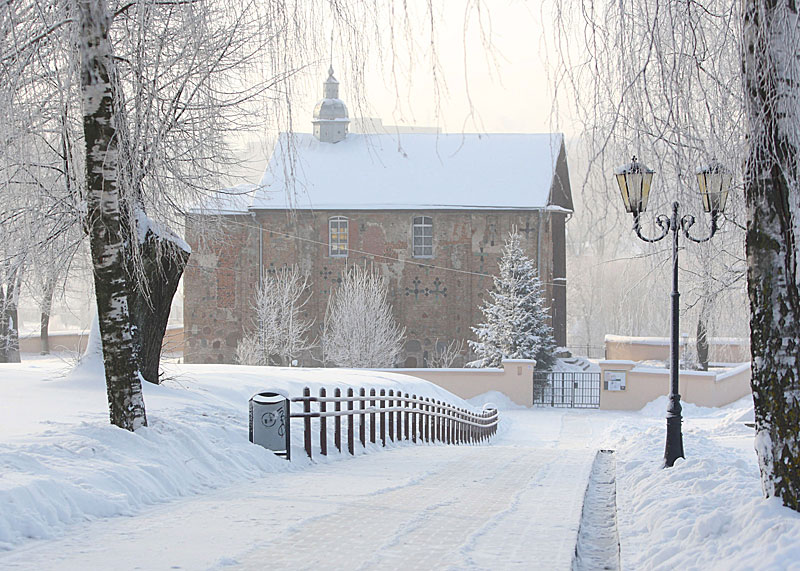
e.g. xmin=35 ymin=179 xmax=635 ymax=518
xmin=189 ymin=183 xmax=258 ymax=215
xmin=250 ymin=132 xmax=568 ymax=211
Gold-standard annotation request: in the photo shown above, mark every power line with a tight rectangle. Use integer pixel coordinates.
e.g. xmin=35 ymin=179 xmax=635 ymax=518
xmin=193 ymin=214 xmax=565 ymax=287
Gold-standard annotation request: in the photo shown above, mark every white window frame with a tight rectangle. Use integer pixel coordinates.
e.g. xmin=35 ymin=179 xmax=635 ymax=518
xmin=329 ymin=216 xmax=348 ymax=257
xmin=412 ymin=216 xmax=433 ymax=258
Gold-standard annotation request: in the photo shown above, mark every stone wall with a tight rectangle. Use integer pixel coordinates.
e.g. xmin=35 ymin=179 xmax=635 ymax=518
xmin=183 ymin=208 xmax=565 ymax=365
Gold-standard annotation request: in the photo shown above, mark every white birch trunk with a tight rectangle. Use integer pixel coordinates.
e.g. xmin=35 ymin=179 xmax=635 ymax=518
xmin=743 ymin=0 xmax=800 ymax=512
xmin=78 ymin=0 xmax=146 ymax=431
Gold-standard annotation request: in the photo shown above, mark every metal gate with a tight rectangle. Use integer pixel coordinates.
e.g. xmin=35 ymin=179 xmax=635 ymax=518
xmin=533 ymin=372 xmax=601 ymax=408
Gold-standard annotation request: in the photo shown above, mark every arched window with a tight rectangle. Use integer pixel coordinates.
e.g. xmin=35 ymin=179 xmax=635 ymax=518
xmin=412 ymin=216 xmax=433 ymax=258
xmin=329 ymin=216 xmax=348 ymax=257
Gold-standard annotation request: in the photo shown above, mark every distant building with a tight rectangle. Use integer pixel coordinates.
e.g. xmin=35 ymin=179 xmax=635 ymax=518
xmin=184 ymin=67 xmax=573 ymax=366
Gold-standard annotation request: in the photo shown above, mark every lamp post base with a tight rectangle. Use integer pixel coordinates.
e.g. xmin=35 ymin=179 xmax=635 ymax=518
xmin=664 ymin=394 xmax=685 ymax=468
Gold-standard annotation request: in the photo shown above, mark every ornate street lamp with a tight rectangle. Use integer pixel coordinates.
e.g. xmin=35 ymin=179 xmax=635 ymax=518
xmin=614 ymin=157 xmax=731 ymax=468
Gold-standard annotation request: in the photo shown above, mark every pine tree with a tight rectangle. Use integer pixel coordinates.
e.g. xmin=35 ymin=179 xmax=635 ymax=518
xmin=469 ymin=232 xmax=556 ymax=370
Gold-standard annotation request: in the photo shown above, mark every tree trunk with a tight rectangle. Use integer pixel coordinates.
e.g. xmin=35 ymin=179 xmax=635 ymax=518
xmin=743 ymin=0 xmax=800 ymax=512
xmin=696 ymin=296 xmax=710 ymax=372
xmin=129 ymin=229 xmax=189 ymax=384
xmin=79 ymin=0 xmax=146 ymax=431
xmin=40 ymin=273 xmax=58 ymax=355
xmin=0 ymin=267 xmax=22 ymax=363
xmin=0 ymin=284 xmax=7 ymax=363
xmin=7 ymin=301 xmax=20 ymax=363
xmin=40 ymin=312 xmax=50 ymax=355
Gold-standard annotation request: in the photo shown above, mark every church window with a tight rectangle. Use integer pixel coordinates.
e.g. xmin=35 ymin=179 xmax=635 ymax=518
xmin=329 ymin=216 xmax=348 ymax=257
xmin=412 ymin=216 xmax=433 ymax=258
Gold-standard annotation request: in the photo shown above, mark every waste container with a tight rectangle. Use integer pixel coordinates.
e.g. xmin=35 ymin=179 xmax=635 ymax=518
xmin=249 ymin=392 xmax=291 ymax=460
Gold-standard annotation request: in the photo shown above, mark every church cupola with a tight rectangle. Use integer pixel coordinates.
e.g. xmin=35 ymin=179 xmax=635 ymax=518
xmin=312 ymin=66 xmax=350 ymax=143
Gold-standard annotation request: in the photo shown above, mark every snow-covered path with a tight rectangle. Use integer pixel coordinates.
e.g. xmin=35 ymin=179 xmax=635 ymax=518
xmin=0 ymin=410 xmax=601 ymax=570
xmin=5 ymin=360 xmax=793 ymax=570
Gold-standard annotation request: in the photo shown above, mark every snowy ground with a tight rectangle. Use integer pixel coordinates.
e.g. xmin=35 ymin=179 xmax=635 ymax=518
xmin=1 ymin=355 xmax=799 ymax=569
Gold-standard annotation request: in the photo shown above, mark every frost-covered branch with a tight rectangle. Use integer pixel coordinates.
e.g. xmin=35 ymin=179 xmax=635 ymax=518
xmin=322 ymin=265 xmax=404 ymax=369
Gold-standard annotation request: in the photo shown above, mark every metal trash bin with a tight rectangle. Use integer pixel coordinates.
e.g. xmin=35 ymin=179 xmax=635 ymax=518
xmin=249 ymin=392 xmax=291 ymax=460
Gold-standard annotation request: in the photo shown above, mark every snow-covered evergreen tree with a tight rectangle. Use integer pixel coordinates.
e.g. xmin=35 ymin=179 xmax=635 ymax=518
xmin=468 ymin=232 xmax=556 ymax=370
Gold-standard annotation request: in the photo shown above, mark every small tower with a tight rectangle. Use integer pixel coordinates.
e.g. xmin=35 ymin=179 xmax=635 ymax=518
xmin=312 ymin=66 xmax=350 ymax=144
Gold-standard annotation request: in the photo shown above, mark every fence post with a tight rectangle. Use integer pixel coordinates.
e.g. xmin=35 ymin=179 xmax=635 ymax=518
xmin=469 ymin=410 xmax=474 ymax=444
xmin=411 ymin=394 xmax=417 ymax=443
xmin=320 ymin=388 xmax=328 ymax=456
xmin=418 ymin=395 xmax=424 ymax=443
xmin=447 ymin=405 xmax=453 ymax=445
xmin=380 ymin=389 xmax=386 ymax=446
xmin=441 ymin=402 xmax=447 ymax=444
xmin=451 ymin=407 xmax=456 ymax=445
xmin=347 ymin=388 xmax=355 ymax=455
xmin=397 ymin=392 xmax=403 ymax=440
xmin=360 ymin=388 xmax=366 ymax=449
xmin=433 ymin=400 xmax=442 ymax=442
xmin=424 ymin=397 xmax=430 ymax=443
xmin=571 ymin=373 xmax=576 ymax=407
xmin=370 ymin=388 xmax=376 ymax=444
xmin=404 ymin=393 xmax=410 ymax=441
xmin=303 ymin=387 xmax=312 ymax=459
xmin=335 ymin=387 xmax=342 ymax=453
xmin=454 ymin=408 xmax=459 ymax=445
xmin=388 ymin=389 xmax=395 ymax=442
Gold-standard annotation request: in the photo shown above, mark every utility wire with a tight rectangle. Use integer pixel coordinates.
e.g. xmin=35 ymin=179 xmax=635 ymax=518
xmin=192 ymin=213 xmax=566 ymax=288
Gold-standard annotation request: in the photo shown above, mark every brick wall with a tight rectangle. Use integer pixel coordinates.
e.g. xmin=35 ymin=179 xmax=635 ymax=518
xmin=183 ymin=208 xmax=564 ymax=365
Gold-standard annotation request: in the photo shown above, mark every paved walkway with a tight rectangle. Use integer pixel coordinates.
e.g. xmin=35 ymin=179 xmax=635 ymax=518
xmin=1 ymin=442 xmax=595 ymax=570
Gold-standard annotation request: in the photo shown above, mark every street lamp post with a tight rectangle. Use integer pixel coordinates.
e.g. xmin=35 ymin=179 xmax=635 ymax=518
xmin=614 ymin=157 xmax=731 ymax=468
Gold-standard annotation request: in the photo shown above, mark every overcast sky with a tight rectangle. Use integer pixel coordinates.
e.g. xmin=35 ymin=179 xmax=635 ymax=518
xmin=291 ymin=1 xmax=570 ymax=137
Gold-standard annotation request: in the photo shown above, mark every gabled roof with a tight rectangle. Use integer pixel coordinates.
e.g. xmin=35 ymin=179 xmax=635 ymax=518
xmin=249 ymin=132 xmax=572 ymax=212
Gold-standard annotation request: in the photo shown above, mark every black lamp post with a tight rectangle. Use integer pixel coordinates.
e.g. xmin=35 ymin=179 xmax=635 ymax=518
xmin=614 ymin=157 xmax=731 ymax=468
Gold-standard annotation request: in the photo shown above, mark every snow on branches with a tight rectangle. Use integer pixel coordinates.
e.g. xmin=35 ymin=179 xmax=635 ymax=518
xmin=322 ymin=265 xmax=404 ymax=369
xmin=236 ymin=266 xmax=314 ymax=367
xmin=468 ymin=231 xmax=556 ymax=371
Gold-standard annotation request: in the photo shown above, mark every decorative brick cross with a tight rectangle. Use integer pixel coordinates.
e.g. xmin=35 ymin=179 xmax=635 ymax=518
xmin=520 ymin=219 xmax=535 ymax=239
xmin=405 ymin=276 xmax=428 ymax=300
xmin=430 ymin=277 xmax=447 ymax=299
xmin=475 ymin=245 xmax=487 ymax=273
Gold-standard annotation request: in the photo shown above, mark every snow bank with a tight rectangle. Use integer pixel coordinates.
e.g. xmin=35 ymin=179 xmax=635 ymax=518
xmin=0 ymin=360 xmax=476 ymax=550
xmin=613 ymin=400 xmax=800 ymax=569
xmin=638 ymin=394 xmax=754 ymax=420
xmin=468 ymin=390 xmax=526 ymax=411
xmin=0 ymin=410 xmax=288 ymax=549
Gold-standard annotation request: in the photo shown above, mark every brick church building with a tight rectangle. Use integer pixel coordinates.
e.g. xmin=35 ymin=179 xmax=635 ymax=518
xmin=183 ymin=67 xmax=573 ymax=366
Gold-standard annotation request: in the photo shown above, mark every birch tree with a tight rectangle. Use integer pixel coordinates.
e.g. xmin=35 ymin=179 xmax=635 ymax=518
xmin=742 ymin=0 xmax=800 ymax=512
xmin=236 ymin=267 xmax=313 ymax=366
xmin=322 ymin=266 xmax=404 ymax=368
xmin=4 ymin=0 xmax=493 ymax=427
xmin=79 ymin=0 xmax=146 ymax=430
